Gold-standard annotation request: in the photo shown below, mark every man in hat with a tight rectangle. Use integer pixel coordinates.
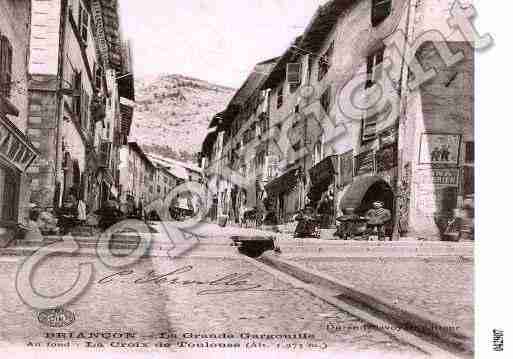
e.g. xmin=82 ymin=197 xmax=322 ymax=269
xmin=365 ymin=201 xmax=392 ymax=241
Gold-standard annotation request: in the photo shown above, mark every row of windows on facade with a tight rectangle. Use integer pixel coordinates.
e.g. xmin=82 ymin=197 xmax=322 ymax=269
xmin=229 ymin=12 xmax=390 ymax=156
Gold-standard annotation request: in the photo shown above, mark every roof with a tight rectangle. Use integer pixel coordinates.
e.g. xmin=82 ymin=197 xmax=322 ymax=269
xmin=154 ymin=160 xmax=188 ymax=180
xmin=128 ymin=142 xmax=154 ymax=169
xmin=261 ymin=36 xmax=303 ymax=89
xmin=201 ymin=130 xmax=218 ymax=156
xmin=262 ymin=0 xmax=352 ymax=89
xmin=147 ymin=153 xmax=203 ymax=179
xmin=300 ymin=0 xmax=351 ymax=54
xmin=228 ymin=58 xmax=278 ymax=107
xmin=213 ymin=57 xmax=278 ymax=130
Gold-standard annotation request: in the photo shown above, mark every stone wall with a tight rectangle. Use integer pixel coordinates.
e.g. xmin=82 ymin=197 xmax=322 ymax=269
xmin=26 ymin=76 xmax=59 ymax=208
xmin=0 ymin=0 xmax=31 ymax=132
xmin=406 ymin=42 xmax=473 ymax=238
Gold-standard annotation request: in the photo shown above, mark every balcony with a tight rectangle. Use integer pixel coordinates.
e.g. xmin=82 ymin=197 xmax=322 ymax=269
xmin=99 ymin=141 xmax=112 ymax=168
xmin=91 ymin=93 xmax=106 ymax=122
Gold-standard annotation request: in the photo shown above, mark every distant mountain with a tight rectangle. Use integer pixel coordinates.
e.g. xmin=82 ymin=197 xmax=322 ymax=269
xmin=129 ymin=74 xmax=235 ymax=163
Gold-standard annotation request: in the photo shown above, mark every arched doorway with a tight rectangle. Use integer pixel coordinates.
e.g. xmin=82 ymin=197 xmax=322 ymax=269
xmin=359 ymin=180 xmax=394 ymax=215
xmin=62 ymin=152 xmax=73 ymax=200
xmin=338 ymin=176 xmax=395 ymax=235
xmin=72 ymin=160 xmax=81 ymax=198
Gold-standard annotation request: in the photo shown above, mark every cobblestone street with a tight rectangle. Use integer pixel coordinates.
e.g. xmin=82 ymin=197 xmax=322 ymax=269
xmin=0 ymin=252 xmax=425 ymax=357
xmin=294 ymin=257 xmax=474 ymax=333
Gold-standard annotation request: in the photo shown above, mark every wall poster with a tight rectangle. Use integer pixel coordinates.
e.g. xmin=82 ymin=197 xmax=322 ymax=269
xmin=418 ymin=133 xmax=462 ymax=165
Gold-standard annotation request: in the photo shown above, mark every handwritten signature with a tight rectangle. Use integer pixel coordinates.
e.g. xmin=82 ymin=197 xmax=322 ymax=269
xmin=97 ymin=265 xmax=285 ymax=295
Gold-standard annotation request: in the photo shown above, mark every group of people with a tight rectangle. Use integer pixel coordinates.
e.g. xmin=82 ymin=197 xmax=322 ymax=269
xmin=292 ymin=200 xmax=392 ymax=240
xmin=335 ymin=201 xmax=392 ymax=241
xmin=28 ymin=193 xmax=148 ymax=236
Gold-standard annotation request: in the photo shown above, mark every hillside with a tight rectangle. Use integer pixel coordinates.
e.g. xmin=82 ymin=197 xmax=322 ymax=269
xmin=129 ymin=74 xmax=235 ymax=162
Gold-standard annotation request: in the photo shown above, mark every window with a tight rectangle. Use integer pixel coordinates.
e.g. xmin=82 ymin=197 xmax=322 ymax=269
xmin=361 ymin=114 xmax=378 ymax=142
xmin=465 ymin=141 xmax=474 ymax=164
xmin=277 ymin=86 xmax=283 ymax=109
xmin=320 ymin=86 xmax=331 ymax=114
xmin=78 ymin=3 xmax=89 ymax=44
xmin=366 ymin=48 xmax=384 ymax=88
xmin=372 ymin=0 xmax=392 ymax=27
xmin=287 ymin=63 xmax=302 ymax=93
xmin=318 ymin=41 xmax=334 ymax=81
xmin=72 ymin=71 xmax=82 ymax=120
xmin=94 ymin=64 xmax=103 ymax=90
xmin=313 ymin=141 xmax=323 ymax=164
xmin=0 ymin=34 xmax=13 ymax=98
xmin=81 ymin=90 xmax=89 ymax=130
xmin=292 ymin=141 xmax=301 ymax=152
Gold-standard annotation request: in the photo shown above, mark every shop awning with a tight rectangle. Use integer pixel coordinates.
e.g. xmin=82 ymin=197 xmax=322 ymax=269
xmin=264 ymin=167 xmax=301 ymax=197
xmin=339 ymin=175 xmax=389 ymax=211
xmin=308 ymin=155 xmax=338 ymax=201
xmin=97 ymin=167 xmax=114 ymax=186
xmin=0 ymin=114 xmax=38 ymax=172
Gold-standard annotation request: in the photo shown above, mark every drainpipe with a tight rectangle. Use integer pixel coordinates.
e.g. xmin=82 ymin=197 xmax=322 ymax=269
xmin=53 ymin=0 xmax=69 ymax=209
xmin=393 ymin=0 xmax=415 ymax=240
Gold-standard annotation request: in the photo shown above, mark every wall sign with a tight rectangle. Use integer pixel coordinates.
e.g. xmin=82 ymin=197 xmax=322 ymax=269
xmin=355 ymin=150 xmax=374 ymax=176
xmin=419 ymin=133 xmax=462 ymax=165
xmin=339 ymin=150 xmax=353 ymax=185
xmin=417 ymin=168 xmax=459 ymax=186
xmin=379 ymin=126 xmax=398 ymax=147
xmin=0 ymin=118 xmax=38 ymax=172
xmin=376 ymin=143 xmax=398 ymax=172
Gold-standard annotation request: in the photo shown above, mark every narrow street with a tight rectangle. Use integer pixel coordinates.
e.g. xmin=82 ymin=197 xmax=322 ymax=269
xmin=0 ymin=251 xmax=424 ymax=357
xmin=0 ymin=0 xmax=482 ymax=357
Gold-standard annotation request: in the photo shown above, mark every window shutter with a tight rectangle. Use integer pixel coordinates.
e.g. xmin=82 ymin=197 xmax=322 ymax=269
xmin=0 ymin=35 xmax=13 ymax=98
xmin=5 ymin=40 xmax=12 ymax=97
xmin=320 ymin=86 xmax=331 ymax=114
xmin=372 ymin=0 xmax=392 ymax=27
xmin=82 ymin=9 xmax=89 ymax=43
xmin=362 ymin=114 xmax=377 ymax=142
xmin=286 ymin=63 xmax=302 ymax=85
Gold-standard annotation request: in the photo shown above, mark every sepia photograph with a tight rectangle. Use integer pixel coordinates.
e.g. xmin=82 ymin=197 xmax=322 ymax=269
xmin=0 ymin=0 xmax=508 ymax=358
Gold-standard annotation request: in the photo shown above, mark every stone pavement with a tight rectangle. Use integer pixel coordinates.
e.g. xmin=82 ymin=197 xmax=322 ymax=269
xmin=292 ymin=256 xmax=473 ymax=335
xmin=0 ymin=255 xmax=424 ymax=357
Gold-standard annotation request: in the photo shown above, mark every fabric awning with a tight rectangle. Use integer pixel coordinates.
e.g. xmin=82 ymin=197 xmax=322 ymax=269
xmin=308 ymin=155 xmax=337 ymax=201
xmin=264 ymin=167 xmax=301 ymax=197
xmin=339 ymin=175 xmax=389 ymax=211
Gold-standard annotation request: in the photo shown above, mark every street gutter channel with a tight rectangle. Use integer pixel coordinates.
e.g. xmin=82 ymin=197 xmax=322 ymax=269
xmin=237 ymin=252 xmax=471 ymax=359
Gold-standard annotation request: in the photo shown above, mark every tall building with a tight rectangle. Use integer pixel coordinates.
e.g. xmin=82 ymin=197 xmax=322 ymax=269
xmin=25 ymin=0 xmax=134 ymax=212
xmin=201 ymin=0 xmax=474 ymax=239
xmin=118 ymin=142 xmax=155 ymax=209
xmin=0 ymin=0 xmax=39 ymax=245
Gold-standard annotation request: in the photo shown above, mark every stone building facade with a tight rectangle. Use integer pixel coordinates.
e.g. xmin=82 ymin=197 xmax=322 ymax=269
xmin=201 ymin=0 xmax=475 ymax=239
xmin=0 ymin=0 xmax=39 ymax=246
xmin=118 ymin=141 xmax=155 ymax=209
xmin=25 ymin=0 xmax=134 ymax=213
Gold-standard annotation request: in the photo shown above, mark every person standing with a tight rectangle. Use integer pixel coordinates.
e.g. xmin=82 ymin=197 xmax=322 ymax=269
xmin=77 ymin=197 xmax=87 ymax=224
xmin=365 ymin=201 xmax=392 ymax=241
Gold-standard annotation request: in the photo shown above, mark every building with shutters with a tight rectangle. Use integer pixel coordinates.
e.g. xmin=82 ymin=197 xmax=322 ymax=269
xmin=25 ymin=0 xmax=134 ymax=213
xmin=0 ymin=0 xmax=39 ymax=246
xmin=200 ymin=58 xmax=278 ymax=225
xmin=118 ymin=141 xmax=155 ymax=211
xmin=201 ymin=0 xmax=474 ymax=239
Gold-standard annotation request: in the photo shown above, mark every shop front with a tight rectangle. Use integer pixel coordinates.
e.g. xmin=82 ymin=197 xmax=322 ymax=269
xmin=0 ymin=111 xmax=38 ymax=246
xmin=338 ymin=175 xmax=395 ymax=237
xmin=308 ymin=155 xmax=339 ymax=228
xmin=264 ymin=167 xmax=301 ymax=224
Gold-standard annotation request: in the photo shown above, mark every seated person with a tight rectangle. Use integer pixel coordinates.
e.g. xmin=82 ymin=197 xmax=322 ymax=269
xmin=365 ymin=201 xmax=392 ymax=241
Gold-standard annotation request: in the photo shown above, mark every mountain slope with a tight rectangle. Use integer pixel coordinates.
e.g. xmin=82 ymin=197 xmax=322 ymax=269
xmin=129 ymin=74 xmax=235 ymax=162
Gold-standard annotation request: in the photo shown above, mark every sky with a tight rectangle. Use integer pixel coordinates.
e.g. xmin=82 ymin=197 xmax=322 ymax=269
xmin=119 ymin=0 xmax=327 ymax=88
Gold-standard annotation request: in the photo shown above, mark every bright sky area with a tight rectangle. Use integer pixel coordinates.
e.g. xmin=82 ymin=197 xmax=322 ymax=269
xmin=120 ymin=0 xmax=327 ymax=88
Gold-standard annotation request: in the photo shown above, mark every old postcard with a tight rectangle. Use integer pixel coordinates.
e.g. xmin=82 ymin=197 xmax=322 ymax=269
xmin=0 ymin=0 xmax=504 ymax=358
